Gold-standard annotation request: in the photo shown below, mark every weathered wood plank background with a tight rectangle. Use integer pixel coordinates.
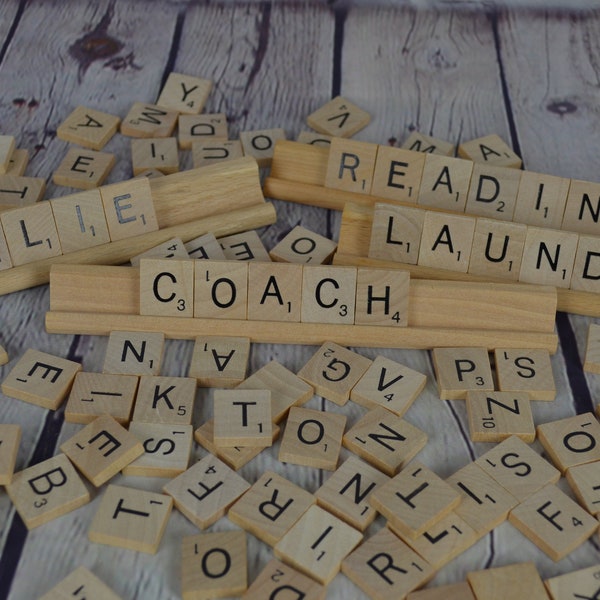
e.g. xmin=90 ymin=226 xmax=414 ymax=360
xmin=1 ymin=2 xmax=600 ymax=598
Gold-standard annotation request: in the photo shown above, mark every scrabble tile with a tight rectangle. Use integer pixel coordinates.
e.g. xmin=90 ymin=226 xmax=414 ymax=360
xmin=0 ymin=226 xmax=11 ymax=271
xmin=0 ymin=135 xmax=15 ymax=173
xmin=368 ymin=203 xmax=425 ymax=265
xmin=194 ymin=260 xmax=248 ymax=320
xmin=163 ymin=454 xmax=250 ymax=529
xmin=407 ymin=582 xmax=476 ymax=600
xmin=475 ymin=435 xmax=560 ymax=501
xmin=219 ymin=230 xmax=271 ymax=262
xmin=57 ymin=106 xmax=120 ymax=150
xmin=369 ymin=461 xmax=462 ymax=539
xmin=370 ymin=145 xmax=426 ymax=202
xmin=88 ymin=484 xmax=172 ymax=553
xmin=275 ymin=505 xmax=362 ymax=585
xmin=228 ymin=470 xmax=316 ymax=546
xmin=40 ymin=566 xmax=122 ymax=600
xmin=0 ymin=424 xmax=21 ymax=485
xmin=60 ymin=414 xmax=144 ymax=486
xmin=466 ymin=391 xmax=535 ymax=443
xmin=131 ymin=137 xmax=179 ymax=176
xmin=103 ymin=331 xmax=164 ymax=376
xmin=247 ymin=262 xmax=302 ymax=322
xmin=100 ymin=177 xmax=158 ymax=241
xmin=278 ymin=406 xmax=346 ymax=470
xmin=417 ymin=154 xmax=473 ymax=212
xmin=182 ymin=530 xmax=246 ymax=600
xmin=0 ymin=343 xmax=8 ymax=364
xmin=156 ymin=72 xmax=212 ymax=114
xmin=6 ymin=453 xmax=90 ymax=529
xmin=562 ymin=178 xmax=600 ymax=235
xmin=459 ymin=134 xmax=522 ymax=168
xmin=341 ymin=527 xmax=434 ymax=600
xmin=402 ymin=131 xmax=454 ymax=155
xmin=301 ymin=265 xmax=357 ymax=325
xmin=324 ymin=137 xmax=378 ymax=194
xmin=354 ymin=266 xmax=409 ymax=326
xmin=418 ymin=211 xmax=475 ymax=273
xmin=131 ymin=375 xmax=196 ymax=424
xmin=64 ymin=372 xmax=139 ymax=424
xmin=1 ymin=202 xmax=62 ymax=266
xmin=316 ymin=455 xmax=389 ymax=530
xmin=537 ymin=412 xmax=600 ymax=473
xmin=296 ymin=130 xmax=332 ymax=147
xmin=0 ymin=175 xmax=45 ymax=209
xmin=297 ymin=342 xmax=372 ymax=406
xmin=509 ymin=483 xmax=598 ymax=560
xmin=565 ymin=461 xmax=600 ymax=516
xmin=571 ymin=233 xmax=600 ymax=293
xmin=192 ymin=139 xmax=244 ymax=168
xmin=306 ymin=96 xmax=370 ymax=137
xmin=123 ymin=422 xmax=193 ymax=478
xmin=343 ymin=407 xmax=428 ymax=476
xmin=50 ymin=189 xmax=111 ymax=253
xmin=120 ymin=102 xmax=178 ymax=138
xmin=350 ymin=356 xmax=427 ymax=416
xmin=544 ymin=563 xmax=600 ymax=600
xmin=519 ymin=226 xmax=578 ymax=288
xmin=133 ymin=168 xmax=165 ymax=179
xmin=431 ymin=347 xmax=493 ymax=400
xmin=1 ymin=349 xmax=81 ymax=410
xmin=188 ymin=336 xmax=250 ymax=387
xmin=585 ymin=323 xmax=600 ymax=374
xmin=464 ymin=163 xmax=521 ymax=221
xmin=185 ymin=231 xmax=226 ymax=260
xmin=130 ymin=237 xmax=189 ymax=266
xmin=240 ymin=128 xmax=286 ymax=167
xmin=468 ymin=218 xmax=527 ymax=280
xmin=269 ymin=225 xmax=337 ymax=265
xmin=467 ymin=562 xmax=549 ymax=600
xmin=495 ymin=347 xmax=555 ymax=401
xmin=6 ymin=148 xmax=29 ymax=176
xmin=178 ymin=113 xmax=227 ymax=149
xmin=53 ymin=148 xmax=115 ymax=189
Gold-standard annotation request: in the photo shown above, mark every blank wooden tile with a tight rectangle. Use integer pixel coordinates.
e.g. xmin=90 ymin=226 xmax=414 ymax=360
xmin=324 ymin=137 xmax=378 ymax=194
xmin=275 ymin=504 xmax=362 ymax=585
xmin=297 ymin=342 xmax=371 ymax=406
xmin=120 ymin=102 xmax=178 ymax=138
xmin=343 ymin=407 xmax=428 ymax=476
xmin=6 ymin=453 xmax=90 ymax=529
xmin=181 ymin=530 xmax=246 ymax=600
xmin=185 ymin=231 xmax=226 ymax=260
xmin=585 ymin=323 xmax=600 ymax=374
xmin=0 ymin=175 xmax=45 ymax=211
xmin=355 ymin=266 xmax=409 ymax=326
xmin=188 ymin=335 xmax=250 ymax=387
xmin=269 ymin=225 xmax=337 ymax=265
xmin=0 ymin=226 xmax=11 ymax=271
xmin=401 ymin=131 xmax=454 ymax=156
xmin=495 ymin=347 xmax=556 ymax=401
xmin=130 ymin=237 xmax=189 ymax=266
xmin=417 ymin=154 xmax=473 ymax=212
xmin=240 ymin=128 xmax=286 ymax=167
xmin=544 ymin=563 xmax=600 ymax=600
xmin=103 ymin=331 xmax=164 ymax=376
xmin=571 ymin=233 xmax=600 ymax=293
xmin=40 ymin=566 xmax=122 ymax=600
xmin=370 ymin=145 xmax=426 ymax=203
xmin=459 ymin=134 xmax=522 ymax=169
xmin=60 ymin=414 xmax=143 ymax=487
xmin=131 ymin=137 xmax=179 ymax=176
xmin=467 ymin=562 xmax=549 ymax=600
xmin=178 ymin=113 xmax=227 ymax=149
xmin=53 ymin=148 xmax=115 ymax=189
xmin=296 ymin=130 xmax=332 ymax=147
xmin=431 ymin=347 xmax=493 ymax=400
xmin=192 ymin=139 xmax=244 ymax=168
xmin=0 ymin=135 xmax=15 ymax=173
xmin=132 ymin=375 xmax=196 ymax=425
xmin=1 ymin=348 xmax=81 ymax=410
xmin=464 ymin=163 xmax=521 ymax=221
xmin=278 ymin=406 xmax=346 ymax=471
xmin=0 ymin=424 xmax=21 ymax=485
xmin=228 ymin=470 xmax=316 ymax=546
xmin=57 ymin=106 xmax=120 ymax=150
xmin=156 ymin=72 xmax=212 ymax=114
xmin=89 ymin=484 xmax=172 ymax=554
xmin=407 ymin=582 xmax=476 ymax=600
xmin=6 ymin=148 xmax=29 ymax=176
xmin=219 ymin=230 xmax=271 ymax=262
xmin=341 ymin=527 xmax=434 ymax=600
xmin=562 ymin=178 xmax=600 ymax=235
xmin=565 ymin=461 xmax=600 ymax=516
xmin=307 ymin=96 xmax=370 ymax=137
xmin=194 ymin=260 xmax=248 ymax=320
xmin=247 ymin=262 xmax=302 ymax=322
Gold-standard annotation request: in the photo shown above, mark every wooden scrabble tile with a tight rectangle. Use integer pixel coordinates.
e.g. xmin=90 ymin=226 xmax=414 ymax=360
xmin=354 ymin=266 xmax=409 ymax=326
xmin=131 ymin=137 xmax=179 ymax=176
xmin=467 ymin=562 xmax=550 ymax=600
xmin=369 ymin=461 xmax=462 ymax=539
xmin=0 ymin=424 xmax=21 ymax=485
xmin=53 ymin=148 xmax=115 ymax=189
xmin=228 ymin=470 xmax=316 ymax=546
xmin=466 ymin=390 xmax=535 ymax=443
xmin=475 ymin=435 xmax=560 ymax=501
xmin=519 ymin=226 xmax=578 ymax=288
xmin=270 ymin=225 xmax=337 ymax=265
xmin=343 ymin=407 xmax=428 ymax=476
xmin=585 ymin=323 xmax=600 ymax=374
xmin=401 ymin=131 xmax=454 ymax=156
xmin=0 ymin=135 xmax=15 ymax=173
xmin=0 ymin=226 xmax=11 ymax=271
xmin=189 ymin=335 xmax=250 ymax=387
xmin=130 ymin=237 xmax=189 ymax=265
xmin=100 ymin=177 xmax=158 ymax=241
xmin=370 ymin=146 xmax=426 ymax=203
xmin=1 ymin=202 xmax=62 ymax=266
xmin=88 ymin=484 xmax=172 ymax=553
xmin=240 ymin=128 xmax=286 ymax=167
xmin=509 ymin=483 xmax=598 ymax=560
xmin=407 ymin=582 xmax=476 ymax=600
xmin=278 ymin=406 xmax=346 ymax=470
xmin=156 ymin=72 xmax=212 ymax=114
xmin=431 ymin=347 xmax=493 ymax=400
xmin=133 ymin=168 xmax=165 ymax=179
xmin=163 ymin=454 xmax=250 ymax=529
xmin=341 ymin=527 xmax=434 ymax=600
xmin=275 ymin=504 xmax=362 ymax=585
xmin=562 ymin=178 xmax=600 ymax=235
xmin=459 ymin=134 xmax=522 ymax=168
xmin=123 ymin=422 xmax=193 ymax=478
xmin=306 ymin=96 xmax=370 ymax=138
xmin=544 ymin=563 xmax=600 ymax=600
xmin=0 ymin=175 xmax=45 ymax=209
xmin=185 ymin=231 xmax=226 ymax=260
xmin=301 ymin=265 xmax=357 ymax=325
xmin=40 ymin=566 xmax=122 ymax=600
xmin=296 ymin=130 xmax=333 ymax=147
xmin=350 ymin=356 xmax=427 ymax=416
xmin=60 ymin=414 xmax=143 ymax=486
xmin=178 ymin=113 xmax=227 ymax=149
xmin=181 ymin=531 xmax=246 ymax=600
xmin=247 ymin=262 xmax=302 ymax=322
xmin=368 ymin=203 xmax=425 ymax=265
xmin=57 ymin=106 xmax=120 ymax=150
xmin=565 ymin=461 xmax=600 ymax=516
xmin=571 ymin=233 xmax=600 ymax=293
xmin=64 ymin=371 xmax=139 ymax=424
xmin=103 ymin=331 xmax=164 ymax=376
xmin=6 ymin=148 xmax=29 ymax=176
xmin=1 ymin=348 xmax=81 ymax=410
xmin=131 ymin=375 xmax=196 ymax=424
xmin=417 ymin=154 xmax=473 ymax=212
xmin=0 ymin=343 xmax=8 ymax=365
xmin=468 ymin=218 xmax=527 ymax=280
xmin=192 ymin=139 xmax=244 ymax=168
xmin=418 ymin=211 xmax=475 ymax=273
xmin=495 ymin=347 xmax=556 ymax=401
xmin=297 ymin=342 xmax=371 ymax=406
xmin=50 ymin=189 xmax=111 ymax=253
xmin=194 ymin=260 xmax=248 ymax=320
xmin=324 ymin=137 xmax=378 ymax=194
xmin=120 ymin=102 xmax=178 ymax=138
xmin=6 ymin=453 xmax=90 ymax=529
xmin=219 ymin=229 xmax=271 ymax=261
xmin=316 ymin=455 xmax=389 ymax=530
xmin=537 ymin=412 xmax=600 ymax=473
